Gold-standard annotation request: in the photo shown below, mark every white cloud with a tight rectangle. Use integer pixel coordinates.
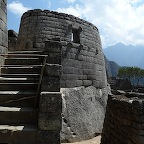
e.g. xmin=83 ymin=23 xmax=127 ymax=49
xmin=57 ymin=4 xmax=82 ymax=17
xmin=57 ymin=0 xmax=144 ymax=47
xmin=67 ymin=0 xmax=76 ymax=3
xmin=8 ymin=1 xmax=31 ymax=16
xmin=62 ymin=0 xmax=77 ymax=3
xmin=129 ymin=0 xmax=142 ymax=4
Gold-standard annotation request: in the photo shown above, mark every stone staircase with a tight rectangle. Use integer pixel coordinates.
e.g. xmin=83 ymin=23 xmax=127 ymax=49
xmin=0 ymin=51 xmax=44 ymax=144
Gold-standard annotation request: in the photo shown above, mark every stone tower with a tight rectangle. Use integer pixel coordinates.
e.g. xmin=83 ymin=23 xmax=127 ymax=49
xmin=0 ymin=0 xmax=8 ymax=65
xmin=17 ymin=9 xmax=108 ymax=142
xmin=17 ymin=9 xmax=107 ymax=89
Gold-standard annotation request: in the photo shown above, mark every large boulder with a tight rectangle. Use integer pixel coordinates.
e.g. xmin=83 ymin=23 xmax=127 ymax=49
xmin=61 ymin=86 xmax=109 ymax=142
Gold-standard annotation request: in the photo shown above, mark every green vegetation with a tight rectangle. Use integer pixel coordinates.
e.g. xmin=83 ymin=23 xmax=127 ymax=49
xmin=118 ymin=66 xmax=144 ymax=87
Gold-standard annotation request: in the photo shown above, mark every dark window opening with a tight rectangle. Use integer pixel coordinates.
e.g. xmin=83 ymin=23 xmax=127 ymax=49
xmin=71 ymin=29 xmax=80 ymax=44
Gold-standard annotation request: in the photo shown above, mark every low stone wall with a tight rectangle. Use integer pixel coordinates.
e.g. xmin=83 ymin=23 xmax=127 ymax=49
xmin=38 ymin=41 xmax=62 ymax=144
xmin=101 ymin=94 xmax=144 ymax=144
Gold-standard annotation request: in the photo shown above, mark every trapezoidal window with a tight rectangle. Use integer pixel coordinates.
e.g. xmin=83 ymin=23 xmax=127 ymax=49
xmin=71 ymin=28 xmax=80 ymax=44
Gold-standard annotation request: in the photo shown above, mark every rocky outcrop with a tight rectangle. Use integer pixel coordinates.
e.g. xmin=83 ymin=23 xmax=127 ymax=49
xmin=61 ymin=86 xmax=109 ymax=142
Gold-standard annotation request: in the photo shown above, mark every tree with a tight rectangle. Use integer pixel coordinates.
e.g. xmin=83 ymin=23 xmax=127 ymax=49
xmin=118 ymin=66 xmax=144 ymax=88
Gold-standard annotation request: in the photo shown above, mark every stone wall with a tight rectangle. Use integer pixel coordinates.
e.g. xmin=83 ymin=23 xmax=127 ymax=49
xmin=38 ymin=41 xmax=62 ymax=144
xmin=17 ymin=9 xmax=107 ymax=89
xmin=101 ymin=94 xmax=144 ymax=144
xmin=17 ymin=9 xmax=108 ymax=142
xmin=0 ymin=0 xmax=8 ymax=65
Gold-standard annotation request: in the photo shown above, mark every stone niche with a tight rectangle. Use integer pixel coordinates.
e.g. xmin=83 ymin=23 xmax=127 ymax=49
xmin=101 ymin=93 xmax=144 ymax=144
xmin=17 ymin=9 xmax=109 ymax=142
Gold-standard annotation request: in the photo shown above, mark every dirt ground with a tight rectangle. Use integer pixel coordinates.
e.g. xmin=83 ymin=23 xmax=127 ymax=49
xmin=62 ymin=135 xmax=101 ymax=144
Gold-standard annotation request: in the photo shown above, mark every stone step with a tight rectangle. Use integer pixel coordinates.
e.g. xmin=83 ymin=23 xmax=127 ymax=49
xmin=0 ymin=77 xmax=39 ymax=83
xmin=0 ymin=73 xmax=40 ymax=78
xmin=2 ymin=64 xmax=42 ymax=67
xmin=0 ymin=107 xmax=38 ymax=125
xmin=0 ymin=91 xmax=36 ymax=107
xmin=0 ymin=83 xmax=38 ymax=91
xmin=5 ymin=58 xmax=42 ymax=65
xmin=8 ymin=50 xmax=43 ymax=54
xmin=1 ymin=66 xmax=41 ymax=74
xmin=0 ymin=125 xmax=37 ymax=144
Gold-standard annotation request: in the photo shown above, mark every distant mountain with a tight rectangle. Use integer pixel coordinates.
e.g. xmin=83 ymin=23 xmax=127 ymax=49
xmin=104 ymin=56 xmax=120 ymax=77
xmin=103 ymin=42 xmax=144 ymax=69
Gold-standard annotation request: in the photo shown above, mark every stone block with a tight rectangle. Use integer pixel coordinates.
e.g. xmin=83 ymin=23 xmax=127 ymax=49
xmin=37 ymin=130 xmax=61 ymax=144
xmin=63 ymin=66 xmax=74 ymax=74
xmin=60 ymin=80 xmax=66 ymax=88
xmin=74 ymin=68 xmax=83 ymax=75
xmin=83 ymin=80 xmax=92 ymax=86
xmin=87 ymin=74 xmax=97 ymax=80
xmin=2 ymin=31 xmax=8 ymax=47
xmin=0 ymin=9 xmax=6 ymax=23
xmin=65 ymin=74 xmax=78 ymax=80
xmin=65 ymin=80 xmax=83 ymax=88
xmin=83 ymin=69 xmax=94 ymax=75
xmin=78 ymin=80 xmax=83 ymax=86
xmin=41 ymin=76 xmax=60 ymax=92
xmin=78 ymin=75 xmax=85 ymax=80
xmin=38 ymin=112 xmax=62 ymax=130
xmin=39 ymin=92 xmax=62 ymax=113
xmin=46 ymin=52 xmax=61 ymax=64
xmin=45 ymin=40 xmax=62 ymax=53
xmin=0 ymin=20 xmax=6 ymax=32
xmin=44 ymin=63 xmax=61 ymax=77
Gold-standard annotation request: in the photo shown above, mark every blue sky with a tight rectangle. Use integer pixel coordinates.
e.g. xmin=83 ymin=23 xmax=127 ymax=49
xmin=7 ymin=0 xmax=144 ymax=48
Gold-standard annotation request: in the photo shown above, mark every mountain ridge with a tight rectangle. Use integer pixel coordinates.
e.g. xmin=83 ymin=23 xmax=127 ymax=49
xmin=103 ymin=43 xmax=144 ymax=69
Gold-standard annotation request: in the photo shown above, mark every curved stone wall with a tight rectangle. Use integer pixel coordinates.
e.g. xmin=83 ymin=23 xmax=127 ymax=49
xmin=17 ymin=9 xmax=107 ymax=89
xmin=17 ymin=9 xmax=108 ymax=142
xmin=0 ymin=0 xmax=8 ymax=65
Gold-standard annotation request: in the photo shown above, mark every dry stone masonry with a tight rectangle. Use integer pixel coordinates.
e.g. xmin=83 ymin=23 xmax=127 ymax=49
xmin=17 ymin=9 xmax=107 ymax=89
xmin=101 ymin=94 xmax=144 ymax=144
xmin=16 ymin=9 xmax=109 ymax=142
xmin=38 ymin=41 xmax=62 ymax=144
xmin=0 ymin=0 xmax=8 ymax=65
